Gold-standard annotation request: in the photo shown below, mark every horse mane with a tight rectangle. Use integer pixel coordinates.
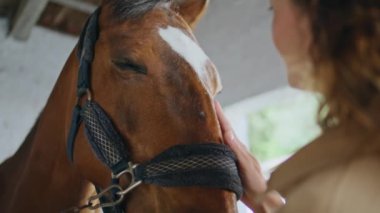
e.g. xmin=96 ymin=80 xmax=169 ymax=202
xmin=110 ymin=0 xmax=172 ymax=19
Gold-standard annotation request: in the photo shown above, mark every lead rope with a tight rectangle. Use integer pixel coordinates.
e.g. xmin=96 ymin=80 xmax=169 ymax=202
xmin=61 ymin=164 xmax=141 ymax=213
xmin=61 ymin=185 xmax=123 ymax=213
xmin=61 ymin=204 xmax=93 ymax=213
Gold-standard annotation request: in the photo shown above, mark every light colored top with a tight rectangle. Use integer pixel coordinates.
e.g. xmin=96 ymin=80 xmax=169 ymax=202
xmin=268 ymin=106 xmax=380 ymax=213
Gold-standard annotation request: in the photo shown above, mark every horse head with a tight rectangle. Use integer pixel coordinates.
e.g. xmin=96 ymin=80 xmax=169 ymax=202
xmin=69 ymin=0 xmax=239 ymax=212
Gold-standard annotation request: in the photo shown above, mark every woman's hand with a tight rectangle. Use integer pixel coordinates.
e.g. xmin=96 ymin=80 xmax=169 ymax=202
xmin=214 ymin=101 xmax=285 ymax=213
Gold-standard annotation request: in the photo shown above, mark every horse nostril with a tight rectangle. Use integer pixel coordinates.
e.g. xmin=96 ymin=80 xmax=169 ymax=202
xmin=199 ymin=111 xmax=206 ymax=120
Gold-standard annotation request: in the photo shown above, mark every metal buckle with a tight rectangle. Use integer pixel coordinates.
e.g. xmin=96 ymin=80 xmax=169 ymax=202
xmin=76 ymin=89 xmax=92 ymax=105
xmin=117 ymin=180 xmax=142 ymax=196
xmin=85 ymin=89 xmax=92 ymax=101
xmin=112 ymin=162 xmax=143 ymax=196
xmin=86 ymin=185 xmax=124 ymax=210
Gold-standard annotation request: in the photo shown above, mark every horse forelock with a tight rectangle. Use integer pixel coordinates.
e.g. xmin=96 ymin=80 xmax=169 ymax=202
xmin=109 ymin=0 xmax=172 ymax=19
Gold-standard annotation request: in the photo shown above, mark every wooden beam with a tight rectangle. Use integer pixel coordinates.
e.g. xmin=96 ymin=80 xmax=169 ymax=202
xmin=10 ymin=0 xmax=49 ymax=40
xmin=50 ymin=0 xmax=96 ymax=14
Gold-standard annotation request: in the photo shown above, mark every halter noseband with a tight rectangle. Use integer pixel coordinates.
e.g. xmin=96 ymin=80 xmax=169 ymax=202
xmin=66 ymin=8 xmax=243 ymax=213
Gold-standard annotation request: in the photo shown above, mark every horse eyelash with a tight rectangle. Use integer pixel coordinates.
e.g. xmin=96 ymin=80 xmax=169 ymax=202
xmin=113 ymin=60 xmax=148 ymax=75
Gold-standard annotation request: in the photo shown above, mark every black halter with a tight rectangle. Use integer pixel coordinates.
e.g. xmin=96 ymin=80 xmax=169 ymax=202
xmin=66 ymin=8 xmax=243 ymax=213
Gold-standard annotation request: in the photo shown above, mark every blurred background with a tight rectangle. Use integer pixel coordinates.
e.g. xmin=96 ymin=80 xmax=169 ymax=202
xmin=0 ymin=0 xmax=320 ymax=212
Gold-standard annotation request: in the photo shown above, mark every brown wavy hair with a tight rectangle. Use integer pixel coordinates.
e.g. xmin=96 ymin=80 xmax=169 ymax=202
xmin=293 ymin=0 xmax=380 ymax=129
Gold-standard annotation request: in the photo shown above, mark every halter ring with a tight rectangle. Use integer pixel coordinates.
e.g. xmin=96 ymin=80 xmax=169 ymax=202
xmin=112 ymin=162 xmax=142 ymax=196
xmin=87 ymin=185 xmax=124 ymax=210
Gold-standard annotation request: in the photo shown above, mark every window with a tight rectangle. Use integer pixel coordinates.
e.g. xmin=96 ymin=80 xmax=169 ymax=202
xmin=222 ymin=87 xmax=321 ymax=176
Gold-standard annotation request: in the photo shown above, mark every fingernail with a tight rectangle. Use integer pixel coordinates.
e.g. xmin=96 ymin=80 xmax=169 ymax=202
xmin=227 ymin=131 xmax=235 ymax=143
xmin=280 ymin=196 xmax=286 ymax=205
xmin=215 ymin=100 xmax=222 ymax=109
xmin=264 ymin=190 xmax=286 ymax=209
xmin=214 ymin=101 xmax=218 ymax=110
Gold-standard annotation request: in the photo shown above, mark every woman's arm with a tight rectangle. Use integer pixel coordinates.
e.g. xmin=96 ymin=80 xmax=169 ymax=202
xmin=214 ymin=101 xmax=285 ymax=213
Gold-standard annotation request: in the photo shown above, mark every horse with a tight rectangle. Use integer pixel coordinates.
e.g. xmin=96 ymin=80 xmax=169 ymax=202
xmin=0 ymin=0 xmax=242 ymax=212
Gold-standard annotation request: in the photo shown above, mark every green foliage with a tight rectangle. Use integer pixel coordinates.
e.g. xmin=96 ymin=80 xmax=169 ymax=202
xmin=248 ymin=94 xmax=321 ymax=162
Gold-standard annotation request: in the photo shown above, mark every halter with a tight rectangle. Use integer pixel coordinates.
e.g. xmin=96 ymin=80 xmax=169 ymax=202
xmin=65 ymin=8 xmax=243 ymax=213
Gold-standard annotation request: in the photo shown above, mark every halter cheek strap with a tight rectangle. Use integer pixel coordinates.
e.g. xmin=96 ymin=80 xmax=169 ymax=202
xmin=66 ymin=7 xmax=243 ymax=213
xmin=76 ymin=8 xmax=99 ymax=97
xmin=67 ymin=8 xmax=100 ymax=162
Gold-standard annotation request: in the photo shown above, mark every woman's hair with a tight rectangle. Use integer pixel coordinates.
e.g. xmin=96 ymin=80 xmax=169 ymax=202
xmin=293 ymin=0 xmax=380 ymax=129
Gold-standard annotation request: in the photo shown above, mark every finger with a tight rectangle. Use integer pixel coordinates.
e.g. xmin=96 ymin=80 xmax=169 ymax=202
xmin=214 ymin=100 xmax=237 ymax=146
xmin=214 ymin=100 xmax=232 ymax=133
xmin=260 ymin=191 xmax=286 ymax=213
xmin=214 ymin=101 xmax=259 ymax=174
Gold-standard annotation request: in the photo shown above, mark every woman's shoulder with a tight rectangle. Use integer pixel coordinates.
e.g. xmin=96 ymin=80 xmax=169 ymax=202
xmin=269 ymin=120 xmax=380 ymax=190
xmin=269 ymin=122 xmax=380 ymax=213
xmin=339 ymin=154 xmax=380 ymax=187
xmin=312 ymin=154 xmax=380 ymax=211
xmin=275 ymin=154 xmax=380 ymax=213
xmin=330 ymin=154 xmax=380 ymax=188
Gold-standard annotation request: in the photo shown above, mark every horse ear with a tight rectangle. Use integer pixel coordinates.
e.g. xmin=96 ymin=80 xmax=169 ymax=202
xmin=173 ymin=0 xmax=209 ymax=29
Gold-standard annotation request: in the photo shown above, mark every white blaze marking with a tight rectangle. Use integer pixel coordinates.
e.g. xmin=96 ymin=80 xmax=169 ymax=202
xmin=158 ymin=26 xmax=218 ymax=94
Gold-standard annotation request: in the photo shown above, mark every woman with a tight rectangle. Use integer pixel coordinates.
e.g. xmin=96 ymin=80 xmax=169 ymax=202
xmin=216 ymin=0 xmax=380 ymax=212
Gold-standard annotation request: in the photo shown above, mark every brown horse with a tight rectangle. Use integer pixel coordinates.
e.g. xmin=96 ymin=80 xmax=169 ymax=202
xmin=0 ymin=0 xmax=240 ymax=212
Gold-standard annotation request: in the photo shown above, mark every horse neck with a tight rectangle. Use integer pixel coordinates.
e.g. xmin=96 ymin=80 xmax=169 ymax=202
xmin=0 ymin=51 xmax=91 ymax=212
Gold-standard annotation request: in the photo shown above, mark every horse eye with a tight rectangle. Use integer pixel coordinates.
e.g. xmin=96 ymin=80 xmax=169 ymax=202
xmin=112 ymin=60 xmax=147 ymax=74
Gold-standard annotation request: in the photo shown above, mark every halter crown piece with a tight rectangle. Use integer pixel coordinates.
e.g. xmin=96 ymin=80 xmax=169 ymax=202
xmin=66 ymin=8 xmax=243 ymax=213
